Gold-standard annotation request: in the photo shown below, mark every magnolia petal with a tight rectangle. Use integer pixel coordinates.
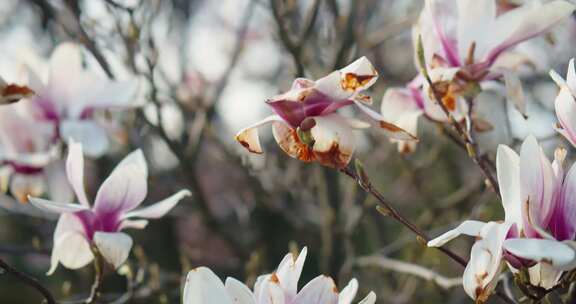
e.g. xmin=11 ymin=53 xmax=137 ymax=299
xmin=48 ymin=43 xmax=84 ymax=105
xmin=225 ymin=277 xmax=256 ymax=304
xmin=529 ymin=262 xmax=563 ymax=290
xmin=49 ymin=213 xmax=93 ymax=274
xmin=503 ymin=70 xmax=526 ymax=117
xmin=0 ymin=80 xmax=34 ymax=105
xmin=236 ymin=115 xmax=283 ymax=154
xmin=94 ymin=232 xmax=133 ymax=269
xmin=550 ymin=69 xmax=568 ymax=89
xmin=275 ymin=247 xmax=307 ymax=300
xmin=456 ymin=0 xmax=496 ymax=61
xmin=184 ymin=267 xmax=233 ymax=304
xmin=10 ymin=174 xmax=45 ymax=203
xmin=354 ymin=100 xmax=417 ymax=141
xmin=272 ymin=121 xmax=315 ymax=164
xmin=519 ymin=135 xmax=558 ymax=237
xmin=338 ymin=56 xmax=378 ymax=93
xmin=555 ymin=87 xmax=576 ymax=148
xmin=254 ymin=274 xmax=286 ymax=304
xmin=292 ymin=275 xmax=338 ymax=304
xmin=338 ymin=278 xmax=358 ymax=304
xmin=358 ymin=292 xmax=376 ymax=304
xmin=61 ymin=120 xmax=110 ymax=158
xmin=94 ymin=149 xmax=148 ymax=216
xmin=65 ymin=141 xmax=90 ymax=206
xmin=119 ymin=219 xmax=149 ymax=230
xmin=45 ymin=160 xmax=75 ymax=204
xmin=380 ymin=88 xmax=423 ymax=154
xmin=504 ymin=238 xmax=576 ymax=271
xmin=485 ymin=1 xmax=575 ymax=65
xmin=428 ymin=220 xmax=486 ymax=247
xmin=496 ymin=144 xmax=522 ymax=230
xmin=309 ymin=114 xmax=355 ymax=168
xmin=121 ymin=189 xmax=191 ymax=220
xmin=28 ymin=196 xmax=89 ymax=214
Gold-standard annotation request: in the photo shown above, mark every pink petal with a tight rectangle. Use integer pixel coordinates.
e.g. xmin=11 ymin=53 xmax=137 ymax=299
xmin=555 ymin=87 xmax=576 ymax=148
xmin=65 ymin=141 xmax=90 ymax=207
xmin=121 ymin=189 xmax=190 ymax=220
xmin=354 ymin=100 xmax=418 ymax=141
xmin=28 ymin=196 xmax=89 ymax=214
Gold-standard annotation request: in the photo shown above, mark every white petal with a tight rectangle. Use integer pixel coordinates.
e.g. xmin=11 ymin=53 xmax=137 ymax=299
xmin=338 ymin=56 xmax=378 ymax=92
xmin=183 ymin=267 xmax=233 ymax=304
xmin=236 ymin=115 xmax=283 ymax=154
xmin=49 ymin=213 xmax=93 ymax=274
xmin=118 ymin=219 xmax=149 ymax=230
xmin=28 ymin=196 xmax=89 ymax=214
xmin=65 ymin=141 xmax=90 ymax=206
xmin=309 ymin=114 xmax=356 ymax=169
xmin=427 ymin=220 xmax=487 ymax=247
xmin=496 ymin=144 xmax=522 ymax=230
xmin=504 ymin=238 xmax=576 ymax=271
xmin=45 ymin=160 xmax=75 ymax=204
xmin=292 ymin=275 xmax=338 ymax=304
xmin=380 ymin=88 xmax=423 ymax=153
xmin=48 ymin=43 xmax=84 ymax=106
xmin=338 ymin=278 xmax=358 ymax=304
xmin=94 ymin=149 xmax=148 ymax=216
xmin=10 ymin=174 xmax=46 ymax=204
xmin=555 ymin=87 xmax=576 ymax=148
xmin=456 ymin=0 xmax=496 ymax=60
xmin=253 ymin=274 xmax=286 ymax=304
xmin=93 ymin=232 xmax=133 ymax=269
xmin=121 ymin=189 xmax=191 ymax=220
xmin=354 ymin=100 xmax=417 ymax=141
xmin=61 ymin=120 xmax=110 ymax=158
xmin=503 ymin=70 xmax=526 ymax=117
xmin=225 ymin=277 xmax=256 ymax=304
xmin=566 ymin=58 xmax=576 ymax=95
xmin=275 ymin=247 xmax=307 ymax=300
xmin=357 ymin=292 xmax=376 ymax=304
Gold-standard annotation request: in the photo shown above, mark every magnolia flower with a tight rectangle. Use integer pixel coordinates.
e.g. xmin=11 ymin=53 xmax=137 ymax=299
xmin=550 ymin=58 xmax=576 ymax=148
xmin=184 ymin=247 xmax=376 ymax=304
xmin=25 ymin=42 xmax=139 ymax=157
xmin=236 ymin=57 xmax=416 ymax=168
xmin=381 ymin=0 xmax=575 ymax=153
xmin=0 ymin=105 xmax=70 ymax=203
xmin=428 ymin=135 xmax=576 ymax=301
xmin=29 ymin=142 xmax=191 ymax=274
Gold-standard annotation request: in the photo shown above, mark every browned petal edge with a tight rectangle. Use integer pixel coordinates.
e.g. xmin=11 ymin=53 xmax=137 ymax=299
xmin=314 ymin=142 xmax=351 ymax=169
xmin=341 ymin=73 xmax=376 ymax=92
xmin=270 ymin=273 xmax=280 ymax=283
xmin=379 ymin=121 xmax=418 ymax=141
xmin=399 ymin=143 xmax=413 ymax=155
xmin=276 ymin=126 xmax=315 ymax=163
xmin=2 ymin=84 xmax=35 ymax=103
xmin=354 ymin=93 xmax=373 ymax=105
xmin=235 ymin=133 xmax=263 ymax=154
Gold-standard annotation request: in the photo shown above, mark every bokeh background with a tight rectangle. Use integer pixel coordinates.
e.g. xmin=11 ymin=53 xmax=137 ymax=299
xmin=0 ymin=0 xmax=575 ymax=303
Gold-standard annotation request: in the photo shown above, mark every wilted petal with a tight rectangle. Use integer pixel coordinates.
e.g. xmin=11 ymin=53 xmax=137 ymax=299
xmin=93 ymin=232 xmax=133 ymax=269
xmin=504 ymin=238 xmax=576 ymax=271
xmin=48 ymin=213 xmax=93 ymax=274
xmin=496 ymin=144 xmax=522 ymax=230
xmin=61 ymin=120 xmax=109 ymax=158
xmin=0 ymin=77 xmax=34 ymax=105
xmin=254 ymin=274 xmax=286 ymax=304
xmin=121 ymin=189 xmax=191 ymax=220
xmin=236 ymin=115 xmax=283 ymax=154
xmin=428 ymin=220 xmax=487 ymax=247
xmin=275 ymin=247 xmax=307 ymax=301
xmin=65 ymin=142 xmax=90 ymax=206
xmin=28 ymin=196 xmax=89 ymax=214
xmin=183 ymin=267 xmax=233 ymax=304
xmin=338 ymin=57 xmax=378 ymax=93
xmin=554 ymin=87 xmax=576 ymax=148
xmin=225 ymin=277 xmax=256 ymax=304
xmin=94 ymin=150 xmax=148 ymax=216
xmin=338 ymin=278 xmax=358 ymax=304
xmin=528 ymin=261 xmax=563 ymax=290
xmin=354 ymin=100 xmax=417 ymax=141
xmin=292 ymin=275 xmax=338 ymax=304
xmin=380 ymin=88 xmax=424 ymax=154
xmin=309 ymin=114 xmax=355 ymax=168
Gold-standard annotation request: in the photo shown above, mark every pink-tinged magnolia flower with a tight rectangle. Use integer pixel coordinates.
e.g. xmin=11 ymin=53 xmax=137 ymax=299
xmin=0 ymin=106 xmax=71 ymax=203
xmin=183 ymin=247 xmax=376 ymax=304
xmin=25 ymin=42 xmax=139 ymax=157
xmin=551 ymin=58 xmax=576 ymax=148
xmin=29 ymin=142 xmax=190 ymax=274
xmin=235 ymin=57 xmax=416 ymax=168
xmin=428 ymin=135 xmax=576 ymax=301
xmin=381 ymin=0 xmax=575 ymax=153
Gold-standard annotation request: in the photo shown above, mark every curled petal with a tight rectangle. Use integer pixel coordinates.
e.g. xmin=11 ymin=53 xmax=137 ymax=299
xmin=380 ymin=88 xmax=424 ymax=153
xmin=354 ymin=100 xmax=417 ymax=141
xmin=0 ymin=77 xmax=34 ymax=105
xmin=309 ymin=114 xmax=356 ymax=168
xmin=272 ymin=122 xmax=315 ymax=164
xmin=555 ymin=87 xmax=576 ymax=148
xmin=28 ymin=196 xmax=89 ymax=214
xmin=65 ymin=141 xmax=90 ymax=207
xmin=339 ymin=57 xmax=378 ymax=93
xmin=428 ymin=220 xmax=487 ymax=247
xmin=236 ymin=115 xmax=283 ymax=154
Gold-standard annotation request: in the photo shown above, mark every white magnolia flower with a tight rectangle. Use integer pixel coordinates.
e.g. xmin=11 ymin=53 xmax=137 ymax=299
xmin=29 ymin=142 xmax=190 ymax=274
xmin=183 ymin=247 xmax=376 ymax=304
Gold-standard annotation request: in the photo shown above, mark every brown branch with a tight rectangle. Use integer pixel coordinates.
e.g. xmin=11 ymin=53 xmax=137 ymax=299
xmin=339 ymin=166 xmax=468 ymax=267
xmin=0 ymin=257 xmax=55 ymax=304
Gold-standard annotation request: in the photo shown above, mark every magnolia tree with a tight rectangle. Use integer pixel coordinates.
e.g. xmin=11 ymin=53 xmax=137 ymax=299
xmin=1 ymin=0 xmax=576 ymax=303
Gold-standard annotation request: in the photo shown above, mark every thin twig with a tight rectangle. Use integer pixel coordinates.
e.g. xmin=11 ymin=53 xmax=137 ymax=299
xmin=85 ymin=246 xmax=105 ymax=304
xmin=0 ymin=257 xmax=56 ymax=304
